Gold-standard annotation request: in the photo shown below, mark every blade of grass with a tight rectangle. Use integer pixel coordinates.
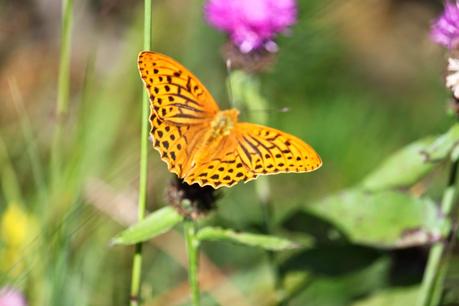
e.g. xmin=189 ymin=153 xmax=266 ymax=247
xmin=50 ymin=0 xmax=74 ymax=187
xmin=8 ymin=78 xmax=48 ymax=205
xmin=129 ymin=0 xmax=152 ymax=305
xmin=0 ymin=135 xmax=23 ymax=205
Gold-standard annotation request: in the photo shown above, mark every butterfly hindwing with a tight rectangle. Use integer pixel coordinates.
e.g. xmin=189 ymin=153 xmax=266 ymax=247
xmin=182 ymin=134 xmax=258 ymax=188
xmin=150 ymin=113 xmax=204 ymax=176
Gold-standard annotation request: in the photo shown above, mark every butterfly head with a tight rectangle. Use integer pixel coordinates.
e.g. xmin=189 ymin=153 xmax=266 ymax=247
xmin=210 ymin=109 xmax=239 ymax=137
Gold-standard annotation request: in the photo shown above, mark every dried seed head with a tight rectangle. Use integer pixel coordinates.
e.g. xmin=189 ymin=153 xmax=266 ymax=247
xmin=166 ymin=178 xmax=220 ymax=220
xmin=221 ymin=42 xmax=276 ymax=73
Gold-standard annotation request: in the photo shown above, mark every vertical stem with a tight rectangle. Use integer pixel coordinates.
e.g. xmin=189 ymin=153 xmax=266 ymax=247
xmin=184 ymin=220 xmax=201 ymax=306
xmin=50 ymin=0 xmax=73 ymax=185
xmin=129 ymin=243 xmax=143 ymax=306
xmin=417 ymin=160 xmax=458 ymax=306
xmin=129 ymin=1 xmax=152 ymax=305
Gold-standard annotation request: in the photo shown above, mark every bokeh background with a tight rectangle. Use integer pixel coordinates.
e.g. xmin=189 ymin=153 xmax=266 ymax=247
xmin=0 ymin=0 xmax=457 ymax=305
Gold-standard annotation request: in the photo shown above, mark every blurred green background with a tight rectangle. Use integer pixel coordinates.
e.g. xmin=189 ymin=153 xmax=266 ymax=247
xmin=0 ymin=0 xmax=457 ymax=305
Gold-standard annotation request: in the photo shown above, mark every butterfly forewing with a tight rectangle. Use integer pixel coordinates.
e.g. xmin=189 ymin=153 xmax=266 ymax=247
xmin=182 ymin=123 xmax=322 ymax=189
xmin=138 ymin=51 xmax=219 ymax=125
xmin=139 ymin=51 xmax=220 ymax=175
xmin=235 ymin=123 xmax=322 ymax=175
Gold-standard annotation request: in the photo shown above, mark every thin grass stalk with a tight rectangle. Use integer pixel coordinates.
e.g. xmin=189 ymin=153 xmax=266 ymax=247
xmin=184 ymin=220 xmax=201 ymax=306
xmin=8 ymin=79 xmax=48 ymax=205
xmin=129 ymin=1 xmax=152 ymax=305
xmin=0 ymin=136 xmax=23 ymax=205
xmin=417 ymin=160 xmax=458 ymax=306
xmin=50 ymin=0 xmax=73 ymax=185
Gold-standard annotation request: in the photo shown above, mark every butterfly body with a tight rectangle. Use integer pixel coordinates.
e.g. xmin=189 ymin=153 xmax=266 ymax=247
xmin=209 ymin=109 xmax=238 ymax=138
xmin=138 ymin=51 xmax=322 ymax=189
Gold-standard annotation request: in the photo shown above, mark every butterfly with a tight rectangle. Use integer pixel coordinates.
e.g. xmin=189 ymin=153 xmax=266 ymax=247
xmin=138 ymin=51 xmax=322 ymax=189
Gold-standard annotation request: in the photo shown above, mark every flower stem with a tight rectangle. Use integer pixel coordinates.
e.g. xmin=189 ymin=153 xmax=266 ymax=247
xmin=417 ymin=159 xmax=458 ymax=306
xmin=129 ymin=1 xmax=152 ymax=305
xmin=50 ymin=0 xmax=73 ymax=186
xmin=184 ymin=219 xmax=201 ymax=306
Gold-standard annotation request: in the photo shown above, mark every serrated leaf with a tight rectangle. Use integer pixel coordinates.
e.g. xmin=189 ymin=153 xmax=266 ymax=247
xmin=361 ymin=136 xmax=436 ymax=191
xmin=196 ymin=226 xmax=301 ymax=251
xmin=299 ymin=190 xmax=447 ymax=248
xmin=112 ymin=206 xmax=183 ymax=245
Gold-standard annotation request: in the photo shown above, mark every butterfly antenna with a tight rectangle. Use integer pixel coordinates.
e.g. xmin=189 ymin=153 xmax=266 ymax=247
xmin=248 ymin=106 xmax=291 ymax=113
xmin=226 ymin=59 xmax=235 ymax=107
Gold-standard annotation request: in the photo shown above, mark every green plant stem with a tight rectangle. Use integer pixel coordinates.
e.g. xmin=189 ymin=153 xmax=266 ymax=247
xmin=417 ymin=160 xmax=458 ymax=306
xmin=129 ymin=1 xmax=152 ymax=305
xmin=129 ymin=243 xmax=143 ymax=306
xmin=50 ymin=0 xmax=73 ymax=186
xmin=184 ymin=220 xmax=201 ymax=306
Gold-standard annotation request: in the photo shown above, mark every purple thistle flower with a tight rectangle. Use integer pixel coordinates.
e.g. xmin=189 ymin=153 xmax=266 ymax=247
xmin=431 ymin=1 xmax=459 ymax=49
xmin=0 ymin=287 xmax=27 ymax=306
xmin=204 ymin=0 xmax=297 ymax=53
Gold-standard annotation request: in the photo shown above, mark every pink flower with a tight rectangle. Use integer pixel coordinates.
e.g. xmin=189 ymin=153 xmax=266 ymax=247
xmin=0 ymin=287 xmax=27 ymax=306
xmin=431 ymin=1 xmax=459 ymax=49
xmin=204 ymin=0 xmax=297 ymax=53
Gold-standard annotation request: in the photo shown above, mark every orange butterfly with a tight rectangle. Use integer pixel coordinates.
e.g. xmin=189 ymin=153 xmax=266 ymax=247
xmin=138 ymin=51 xmax=322 ymax=188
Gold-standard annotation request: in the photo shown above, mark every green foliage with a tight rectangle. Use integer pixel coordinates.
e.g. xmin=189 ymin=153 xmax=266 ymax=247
xmin=112 ymin=207 xmax=183 ymax=245
xmin=196 ymin=226 xmax=302 ymax=251
xmin=1 ymin=1 xmax=458 ymax=306
xmin=299 ymin=189 xmax=446 ymax=248
xmin=361 ymin=137 xmax=437 ymax=191
xmin=422 ymin=123 xmax=459 ymax=162
xmin=278 ymin=120 xmax=459 ymax=306
xmin=352 ymin=286 xmax=420 ymax=306
xmin=282 ymin=247 xmax=390 ymax=306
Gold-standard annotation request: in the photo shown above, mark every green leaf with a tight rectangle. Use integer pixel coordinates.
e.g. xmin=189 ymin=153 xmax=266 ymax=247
xmin=112 ymin=206 xmax=183 ymax=245
xmin=422 ymin=123 xmax=459 ymax=161
xmin=302 ymin=190 xmax=447 ymax=248
xmin=360 ymin=136 xmax=436 ymax=191
xmin=351 ymin=286 xmax=419 ymax=306
xmin=283 ymin=250 xmax=390 ymax=306
xmin=196 ymin=226 xmax=302 ymax=251
xmin=361 ymin=124 xmax=459 ymax=191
